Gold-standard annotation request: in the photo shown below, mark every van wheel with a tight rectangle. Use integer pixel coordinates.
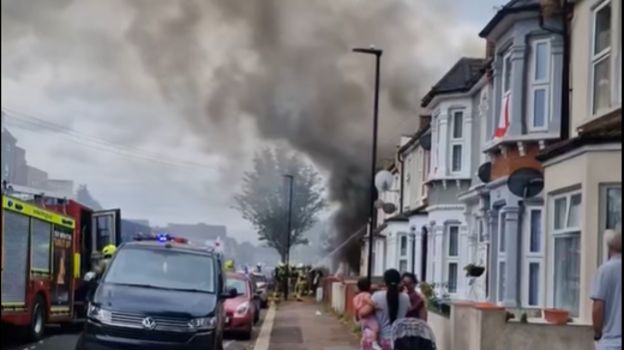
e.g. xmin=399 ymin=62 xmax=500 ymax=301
xmin=30 ymin=295 xmax=46 ymax=341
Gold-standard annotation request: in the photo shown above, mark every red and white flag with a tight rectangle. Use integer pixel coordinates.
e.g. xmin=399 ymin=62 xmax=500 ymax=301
xmin=495 ymin=95 xmax=510 ymax=138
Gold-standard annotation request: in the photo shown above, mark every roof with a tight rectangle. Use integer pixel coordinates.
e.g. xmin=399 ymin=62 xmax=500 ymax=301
xmin=421 ymin=58 xmax=487 ymax=107
xmin=479 ymin=0 xmax=542 ymax=38
xmin=398 ymin=124 xmax=431 ymax=155
xmin=537 ymin=120 xmax=622 ymax=162
xmin=402 ymin=203 xmax=428 ymax=217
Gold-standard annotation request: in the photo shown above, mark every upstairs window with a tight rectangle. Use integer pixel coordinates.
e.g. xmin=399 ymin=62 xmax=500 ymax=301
xmin=528 ymin=39 xmax=551 ymax=131
xmin=591 ymin=1 xmax=612 ymax=115
xmin=452 ymin=111 xmax=464 ymax=139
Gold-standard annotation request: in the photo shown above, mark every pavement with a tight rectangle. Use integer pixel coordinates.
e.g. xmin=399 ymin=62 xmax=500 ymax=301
xmin=253 ymin=300 xmax=359 ymax=350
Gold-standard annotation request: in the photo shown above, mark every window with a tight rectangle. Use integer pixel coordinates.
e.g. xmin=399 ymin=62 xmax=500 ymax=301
xmin=499 ymin=212 xmax=506 ymax=253
xmin=446 ymin=225 xmax=460 ymax=294
xmin=591 ymin=1 xmax=612 ymax=115
xmin=1 ymin=211 xmax=30 ymax=304
xmin=498 ymin=261 xmax=506 ymax=302
xmin=529 ymin=210 xmax=542 ymax=253
xmin=448 ymin=263 xmax=458 ymax=294
xmin=600 ymin=185 xmax=621 ymax=262
xmin=452 ymin=111 xmax=463 ymax=139
xmin=529 ymin=39 xmax=551 ymax=130
xmin=528 ymin=263 xmax=540 ymax=306
xmin=448 ymin=226 xmax=459 ymax=257
xmin=399 ymin=260 xmax=408 ymax=273
xmin=478 ymin=219 xmax=487 ymax=242
xmin=451 ymin=145 xmax=462 ymax=172
xmin=503 ymin=53 xmax=512 ymax=94
xmin=400 ymin=235 xmax=408 ymax=257
xmin=551 ymin=192 xmax=582 ymax=317
xmin=31 ymin=218 xmax=51 ymax=273
xmin=523 ymin=208 xmax=544 ymax=307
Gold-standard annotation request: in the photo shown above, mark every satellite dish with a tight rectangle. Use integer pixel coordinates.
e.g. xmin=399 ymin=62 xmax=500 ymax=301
xmin=421 ymin=133 xmax=432 ymax=151
xmin=507 ymin=168 xmax=544 ymax=198
xmin=375 ymin=170 xmax=394 ymax=193
xmin=382 ymin=202 xmax=397 ymax=214
xmin=478 ymin=162 xmax=492 ymax=183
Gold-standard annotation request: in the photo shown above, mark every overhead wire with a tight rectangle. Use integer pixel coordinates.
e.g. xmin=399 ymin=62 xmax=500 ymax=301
xmin=2 ymin=107 xmax=218 ymax=171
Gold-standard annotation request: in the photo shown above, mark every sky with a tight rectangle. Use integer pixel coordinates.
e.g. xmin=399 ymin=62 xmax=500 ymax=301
xmin=1 ymin=0 xmax=504 ymax=244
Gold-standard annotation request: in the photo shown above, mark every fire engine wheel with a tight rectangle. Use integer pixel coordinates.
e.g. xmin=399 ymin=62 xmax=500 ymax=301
xmin=30 ymin=295 xmax=46 ymax=341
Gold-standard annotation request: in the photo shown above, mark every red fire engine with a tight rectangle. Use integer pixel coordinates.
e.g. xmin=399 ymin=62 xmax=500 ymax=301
xmin=1 ymin=190 xmax=122 ymax=340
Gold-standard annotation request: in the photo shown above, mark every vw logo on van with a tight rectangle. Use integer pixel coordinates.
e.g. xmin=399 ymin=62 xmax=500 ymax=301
xmin=142 ymin=317 xmax=157 ymax=330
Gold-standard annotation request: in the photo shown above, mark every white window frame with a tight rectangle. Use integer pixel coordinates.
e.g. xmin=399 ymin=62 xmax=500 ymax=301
xmin=549 ymin=190 xmax=583 ymax=318
xmin=449 ymin=110 xmax=464 ymax=174
xmin=501 ymin=50 xmax=513 ymax=104
xmin=421 ymin=148 xmax=430 ymax=200
xmin=599 ymin=183 xmax=621 ymax=264
xmin=590 ymin=0 xmax=613 ymax=117
xmin=497 ymin=211 xmax=507 ymax=303
xmin=522 ymin=207 xmax=545 ymax=308
xmin=528 ymin=39 xmax=551 ymax=132
xmin=446 ymin=224 xmax=460 ymax=295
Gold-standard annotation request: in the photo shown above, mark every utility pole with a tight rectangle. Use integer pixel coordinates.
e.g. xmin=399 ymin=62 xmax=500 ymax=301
xmin=353 ymin=46 xmax=383 ymax=284
xmin=283 ymin=174 xmax=294 ymax=300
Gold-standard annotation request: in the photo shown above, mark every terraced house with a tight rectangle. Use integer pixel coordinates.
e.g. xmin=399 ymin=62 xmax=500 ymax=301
xmin=537 ymin=0 xmax=621 ymax=322
xmin=420 ymin=57 xmax=487 ymax=299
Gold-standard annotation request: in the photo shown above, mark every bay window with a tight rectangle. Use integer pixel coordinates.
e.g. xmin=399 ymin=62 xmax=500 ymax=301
xmin=591 ymin=0 xmax=612 ymax=115
xmin=551 ymin=192 xmax=582 ymax=317
xmin=497 ymin=211 xmax=507 ymax=303
xmin=528 ymin=39 xmax=551 ymax=131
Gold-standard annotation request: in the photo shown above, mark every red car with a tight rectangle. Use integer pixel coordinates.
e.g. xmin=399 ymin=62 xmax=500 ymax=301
xmin=224 ymin=273 xmax=258 ymax=339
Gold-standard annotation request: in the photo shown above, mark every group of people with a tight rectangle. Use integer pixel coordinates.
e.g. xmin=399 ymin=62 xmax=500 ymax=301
xmin=353 ymin=269 xmax=435 ymax=350
xmin=272 ymin=263 xmax=320 ymax=300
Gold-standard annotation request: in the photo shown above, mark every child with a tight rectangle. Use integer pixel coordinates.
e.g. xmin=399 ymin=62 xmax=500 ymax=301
xmin=353 ymin=278 xmax=382 ymax=350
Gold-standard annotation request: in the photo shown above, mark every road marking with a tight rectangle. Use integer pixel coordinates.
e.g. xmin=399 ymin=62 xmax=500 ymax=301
xmin=223 ymin=340 xmax=233 ymax=349
xmin=251 ymin=304 xmax=276 ymax=350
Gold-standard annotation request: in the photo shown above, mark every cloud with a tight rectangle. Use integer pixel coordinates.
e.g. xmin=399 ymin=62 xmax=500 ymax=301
xmin=2 ymin=0 xmax=488 ymax=249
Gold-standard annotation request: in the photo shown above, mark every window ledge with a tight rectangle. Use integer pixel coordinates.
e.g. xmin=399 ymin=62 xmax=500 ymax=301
xmin=482 ymin=133 xmax=561 ymax=152
xmin=576 ymin=106 xmax=622 ymax=134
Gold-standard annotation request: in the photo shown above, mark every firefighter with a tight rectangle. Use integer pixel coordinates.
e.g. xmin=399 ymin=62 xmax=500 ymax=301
xmin=294 ymin=264 xmax=307 ymax=301
xmin=94 ymin=244 xmax=117 ymax=277
xmin=224 ymin=260 xmax=235 ymax=272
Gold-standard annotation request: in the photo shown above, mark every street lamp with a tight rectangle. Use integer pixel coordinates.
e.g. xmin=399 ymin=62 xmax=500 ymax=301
xmin=353 ymin=45 xmax=383 ymax=284
xmin=283 ymin=174 xmax=294 ymax=301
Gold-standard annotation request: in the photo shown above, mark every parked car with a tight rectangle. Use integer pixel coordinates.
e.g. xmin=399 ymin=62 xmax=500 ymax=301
xmin=224 ymin=273 xmax=259 ymax=339
xmin=75 ymin=238 xmax=234 ymax=350
xmin=250 ymin=273 xmax=269 ymax=308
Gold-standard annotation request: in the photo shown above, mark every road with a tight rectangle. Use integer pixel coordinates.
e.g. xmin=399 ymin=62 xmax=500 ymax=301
xmin=1 ymin=311 xmax=266 ymax=350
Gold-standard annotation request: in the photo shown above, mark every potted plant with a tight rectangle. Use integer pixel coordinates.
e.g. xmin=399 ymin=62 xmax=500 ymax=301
xmin=464 ymin=263 xmax=485 ymax=277
xmin=543 ymin=308 xmax=570 ymax=325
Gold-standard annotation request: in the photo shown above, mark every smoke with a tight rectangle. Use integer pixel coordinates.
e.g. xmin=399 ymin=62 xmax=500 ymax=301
xmin=2 ymin=0 xmax=483 ymax=270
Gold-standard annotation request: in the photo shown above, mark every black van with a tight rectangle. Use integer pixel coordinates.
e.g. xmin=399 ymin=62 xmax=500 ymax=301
xmin=75 ymin=240 xmax=235 ymax=350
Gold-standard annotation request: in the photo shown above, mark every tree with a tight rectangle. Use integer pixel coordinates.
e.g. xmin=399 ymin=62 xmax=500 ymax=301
xmin=234 ymin=147 xmax=325 ymax=262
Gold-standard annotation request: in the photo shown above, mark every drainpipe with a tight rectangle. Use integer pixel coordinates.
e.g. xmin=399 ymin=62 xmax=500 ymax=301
xmin=539 ymin=0 xmax=570 ymax=140
xmin=398 ymin=152 xmax=405 ymax=214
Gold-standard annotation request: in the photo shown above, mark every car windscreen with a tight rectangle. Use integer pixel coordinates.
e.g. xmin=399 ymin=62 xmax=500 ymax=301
xmin=226 ymin=278 xmax=248 ymax=296
xmin=103 ymin=247 xmax=215 ymax=293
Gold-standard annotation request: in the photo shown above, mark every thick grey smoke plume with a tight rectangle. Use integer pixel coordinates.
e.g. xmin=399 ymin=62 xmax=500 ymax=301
xmin=2 ymin=0 xmax=482 ymax=269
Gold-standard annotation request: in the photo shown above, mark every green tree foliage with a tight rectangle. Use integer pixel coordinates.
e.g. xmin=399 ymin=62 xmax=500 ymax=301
xmin=234 ymin=147 xmax=325 ymax=261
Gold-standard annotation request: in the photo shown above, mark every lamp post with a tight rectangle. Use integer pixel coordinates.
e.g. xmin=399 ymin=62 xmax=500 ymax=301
xmin=353 ymin=45 xmax=383 ymax=284
xmin=283 ymin=174 xmax=294 ymax=300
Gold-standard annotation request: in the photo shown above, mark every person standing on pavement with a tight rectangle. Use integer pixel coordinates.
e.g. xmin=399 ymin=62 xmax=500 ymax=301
xmin=591 ymin=229 xmax=621 ymax=350
xmin=359 ymin=269 xmax=411 ymax=350
xmin=401 ymin=273 xmax=427 ymax=321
